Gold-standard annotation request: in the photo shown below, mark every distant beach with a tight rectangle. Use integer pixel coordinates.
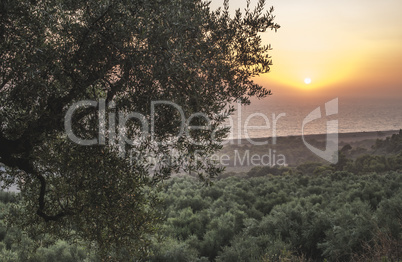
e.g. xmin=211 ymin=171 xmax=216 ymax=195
xmin=221 ymin=129 xmax=401 ymax=172
xmin=226 ymin=129 xmax=400 ymax=145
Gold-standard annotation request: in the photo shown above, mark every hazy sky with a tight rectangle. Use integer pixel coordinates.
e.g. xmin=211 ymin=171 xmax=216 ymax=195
xmin=210 ymin=0 xmax=402 ymax=102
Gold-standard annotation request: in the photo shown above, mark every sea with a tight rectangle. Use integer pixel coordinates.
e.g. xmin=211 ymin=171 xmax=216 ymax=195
xmin=225 ymin=97 xmax=402 ymax=139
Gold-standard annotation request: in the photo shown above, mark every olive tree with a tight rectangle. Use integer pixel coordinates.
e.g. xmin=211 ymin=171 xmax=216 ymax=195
xmin=0 ymin=0 xmax=279 ymax=258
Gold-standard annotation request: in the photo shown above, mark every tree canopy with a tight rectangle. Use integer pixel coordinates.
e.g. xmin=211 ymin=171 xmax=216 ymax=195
xmin=0 ymin=0 xmax=279 ymax=258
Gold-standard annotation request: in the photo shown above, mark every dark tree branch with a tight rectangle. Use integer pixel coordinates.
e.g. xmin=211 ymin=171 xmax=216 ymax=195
xmin=0 ymin=151 xmax=72 ymax=222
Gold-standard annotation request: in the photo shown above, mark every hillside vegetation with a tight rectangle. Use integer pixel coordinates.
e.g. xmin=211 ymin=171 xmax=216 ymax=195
xmin=1 ymin=131 xmax=401 ymax=261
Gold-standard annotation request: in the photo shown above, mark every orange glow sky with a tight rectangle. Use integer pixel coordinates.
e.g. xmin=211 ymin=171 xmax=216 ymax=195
xmin=211 ymin=0 xmax=402 ymax=102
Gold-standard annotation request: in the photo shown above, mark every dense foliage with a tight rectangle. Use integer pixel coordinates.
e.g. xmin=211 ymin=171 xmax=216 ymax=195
xmin=146 ymin=132 xmax=402 ymax=261
xmin=151 ymin=169 xmax=402 ymax=262
xmin=2 ymin=156 xmax=401 ymax=261
xmin=373 ymin=130 xmax=402 ymax=154
xmin=0 ymin=0 xmax=279 ymax=258
xmin=0 ymin=192 xmax=98 ymax=261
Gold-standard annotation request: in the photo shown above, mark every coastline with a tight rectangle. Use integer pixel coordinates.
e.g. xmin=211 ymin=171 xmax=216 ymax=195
xmin=226 ymin=129 xmax=401 ymax=145
xmin=220 ymin=129 xmax=401 ymax=171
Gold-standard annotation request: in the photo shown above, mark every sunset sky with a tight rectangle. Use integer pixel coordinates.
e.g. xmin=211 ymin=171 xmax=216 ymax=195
xmin=211 ymin=0 xmax=402 ymax=102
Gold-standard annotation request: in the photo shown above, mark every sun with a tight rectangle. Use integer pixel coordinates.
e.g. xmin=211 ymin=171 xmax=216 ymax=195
xmin=304 ymin=78 xmax=312 ymax=84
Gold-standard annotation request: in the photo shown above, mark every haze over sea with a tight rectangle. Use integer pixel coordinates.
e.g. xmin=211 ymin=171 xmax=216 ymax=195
xmin=228 ymin=97 xmax=402 ymax=139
